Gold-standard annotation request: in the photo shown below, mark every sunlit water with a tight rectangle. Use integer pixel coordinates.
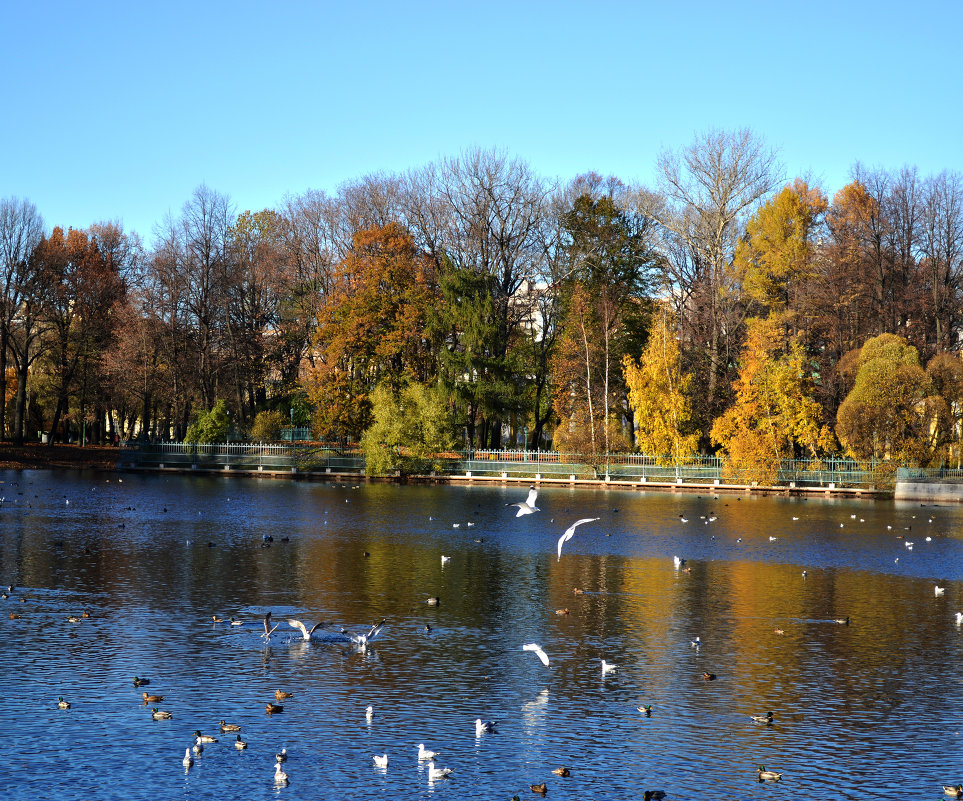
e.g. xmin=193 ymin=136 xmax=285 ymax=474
xmin=1 ymin=470 xmax=961 ymax=799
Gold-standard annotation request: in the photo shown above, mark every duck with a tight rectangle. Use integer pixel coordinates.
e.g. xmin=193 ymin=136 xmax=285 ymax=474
xmin=265 ymin=703 xmax=283 ymax=714
xmin=57 ymin=696 xmax=71 ymax=709
xmin=191 ymin=737 xmax=204 ymax=756
xmin=67 ymin=615 xmax=82 ymax=623
xmin=182 ymin=748 xmax=193 ymax=768
xmin=638 ymin=704 xmax=652 ymax=716
xmin=943 ymin=786 xmax=963 ymax=798
xmin=193 ymin=730 xmax=218 ymax=743
xmin=833 ymin=616 xmax=851 ymax=625
xmin=573 ymin=587 xmax=584 ymax=595
xmin=151 ymin=707 xmax=172 ymax=720
xmin=426 ymin=597 xmax=440 ymax=606
xmin=219 ymin=720 xmax=241 ymax=732
xmin=417 ymin=744 xmax=438 ymax=761
xmin=234 ymin=734 xmax=248 ymax=750
xmin=750 ymin=711 xmax=774 ymax=725
xmin=275 ymin=689 xmax=294 ymax=701
xmin=555 ymin=608 xmax=570 ymax=616
xmin=133 ymin=676 xmax=150 ymax=687
xmin=703 ymin=671 xmax=717 ymax=681
xmin=142 ymin=692 xmax=164 ymax=703
xmin=757 ymin=765 xmax=782 ymax=781
xmin=211 ymin=615 xmax=225 ymax=623
xmin=274 ymin=762 xmax=289 ymax=785
xmin=372 ymin=754 xmax=388 ymax=768
xmin=530 ymin=783 xmax=547 ymax=794
xmin=643 ymin=793 xmax=666 ymax=801
xmin=552 ymin=767 xmax=571 ymax=777
xmin=276 ymin=748 xmax=288 ymax=763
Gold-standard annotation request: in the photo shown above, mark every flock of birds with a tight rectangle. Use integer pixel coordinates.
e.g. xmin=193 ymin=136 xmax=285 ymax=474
xmin=7 ymin=476 xmax=962 ymax=796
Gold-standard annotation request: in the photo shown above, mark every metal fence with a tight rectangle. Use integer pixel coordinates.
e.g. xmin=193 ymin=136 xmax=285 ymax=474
xmin=118 ymin=443 xmax=881 ymax=489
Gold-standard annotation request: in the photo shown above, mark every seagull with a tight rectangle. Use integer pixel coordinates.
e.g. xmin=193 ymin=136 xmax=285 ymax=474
xmin=690 ymin=636 xmax=701 ymax=648
xmin=601 ymin=659 xmax=618 ymax=675
xmin=365 ymin=705 xmax=373 ymax=723
xmin=475 ymin=718 xmax=497 ymax=735
xmin=287 ymin=618 xmax=326 ymax=641
xmin=263 ymin=611 xmax=279 ymax=639
xmin=768 ymin=536 xmax=778 ymax=542
xmin=441 ymin=555 xmax=451 ymax=564
xmin=427 ymin=761 xmax=453 ymax=780
xmin=417 ymin=744 xmax=438 ymax=761
xmin=557 ymin=518 xmax=600 ymax=560
xmin=522 ymin=642 xmax=550 ymax=666
xmin=192 ymin=738 xmax=204 ymax=756
xmin=341 ymin=619 xmax=386 ymax=648
xmin=750 ymin=711 xmax=774 ymax=725
xmin=182 ymin=748 xmax=193 ymax=768
xmin=955 ymin=612 xmax=962 ymax=625
xmin=507 ymin=486 xmax=540 ymax=517
xmin=274 ymin=762 xmax=289 ymax=785
xmin=373 ymin=754 xmax=388 ymax=768
xmin=936 ymin=586 xmax=946 ymax=596
xmin=673 ymin=555 xmax=686 ymax=569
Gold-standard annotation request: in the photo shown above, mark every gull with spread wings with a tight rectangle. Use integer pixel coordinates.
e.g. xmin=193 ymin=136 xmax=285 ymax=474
xmin=287 ymin=618 xmax=327 ymax=641
xmin=507 ymin=486 xmax=540 ymax=517
xmin=557 ymin=517 xmax=600 ymax=561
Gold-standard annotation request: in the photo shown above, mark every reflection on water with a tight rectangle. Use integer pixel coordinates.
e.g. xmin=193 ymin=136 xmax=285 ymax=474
xmin=1 ymin=470 xmax=962 ymax=799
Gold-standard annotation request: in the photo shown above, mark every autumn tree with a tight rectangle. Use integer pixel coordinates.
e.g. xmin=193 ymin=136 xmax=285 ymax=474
xmin=623 ymin=308 xmax=699 ymax=462
xmin=305 ymin=223 xmax=439 ymax=440
xmin=711 ymin=317 xmax=833 ymax=483
xmin=835 ymin=334 xmax=931 ymax=463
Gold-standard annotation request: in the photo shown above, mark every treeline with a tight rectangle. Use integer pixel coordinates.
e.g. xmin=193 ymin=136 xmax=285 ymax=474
xmin=2 ymin=130 xmax=962 ymax=472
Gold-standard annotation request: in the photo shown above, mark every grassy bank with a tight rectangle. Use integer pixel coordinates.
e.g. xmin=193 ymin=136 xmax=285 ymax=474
xmin=0 ymin=443 xmax=117 ymax=471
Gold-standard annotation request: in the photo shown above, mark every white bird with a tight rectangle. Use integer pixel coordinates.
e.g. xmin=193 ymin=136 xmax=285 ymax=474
xmin=475 ymin=718 xmax=496 ymax=735
xmin=274 ymin=762 xmax=289 ymax=785
xmin=262 ymin=611 xmax=279 ymax=639
xmin=522 ymin=642 xmax=550 ymax=666
xmin=507 ymin=486 xmax=540 ymax=517
xmin=441 ymin=555 xmax=451 ymax=564
xmin=955 ymin=612 xmax=962 ymax=625
xmin=557 ymin=517 xmax=600 ymax=560
xmin=690 ymin=636 xmax=701 ymax=648
xmin=679 ymin=516 xmax=688 ymax=523
xmin=192 ymin=737 xmax=204 ymax=756
xmin=417 ymin=744 xmax=438 ymax=761
xmin=935 ymin=585 xmax=946 ymax=596
xmin=452 ymin=523 xmax=460 ymax=528
xmin=427 ymin=761 xmax=453 ymax=780
xmin=792 ymin=516 xmax=800 ymax=521
xmin=769 ymin=536 xmax=778 ymax=542
xmin=466 ymin=522 xmax=475 ymax=527
xmin=341 ymin=619 xmax=386 ymax=647
xmin=287 ymin=618 xmax=326 ymax=641
xmin=673 ymin=555 xmax=686 ymax=569
xmin=365 ymin=705 xmax=373 ymax=722
xmin=601 ymin=659 xmax=618 ymax=675
xmin=182 ymin=748 xmax=193 ymax=767
xmin=373 ymin=754 xmax=388 ymax=768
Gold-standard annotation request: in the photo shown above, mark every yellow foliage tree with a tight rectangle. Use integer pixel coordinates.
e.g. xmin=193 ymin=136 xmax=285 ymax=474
xmin=623 ymin=309 xmax=699 ymax=463
xmin=711 ymin=317 xmax=834 ymax=483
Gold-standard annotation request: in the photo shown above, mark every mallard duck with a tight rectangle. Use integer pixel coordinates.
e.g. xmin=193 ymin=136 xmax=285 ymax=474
xmin=142 ymin=692 xmax=164 ymax=703
xmin=703 ymin=671 xmax=717 ymax=681
xmin=275 ymin=689 xmax=293 ymax=701
xmin=67 ymin=615 xmax=82 ymax=623
xmin=942 ymin=785 xmax=963 ymax=798
xmin=81 ymin=610 xmax=90 ymax=618
xmin=638 ymin=704 xmax=652 ymax=716
xmin=426 ymin=597 xmax=440 ymax=606
xmin=555 ymin=608 xmax=570 ymax=616
xmin=833 ymin=616 xmax=851 ymax=625
xmin=552 ymin=767 xmax=571 ymax=777
xmin=750 ymin=711 xmax=774 ymax=725
xmin=372 ymin=753 xmax=388 ymax=768
xmin=193 ymin=730 xmax=218 ymax=743
xmin=133 ymin=676 xmax=150 ymax=687
xmin=265 ymin=703 xmax=283 ymax=714
xmin=643 ymin=792 xmax=666 ymax=800
xmin=234 ymin=734 xmax=247 ymax=750
xmin=274 ymin=762 xmax=289 ymax=785
xmin=275 ymin=747 xmax=288 ymax=763
xmin=151 ymin=707 xmax=172 ymax=720
xmin=530 ymin=782 xmax=547 ymax=794
xmin=212 ymin=615 xmax=225 ymax=623
xmin=182 ymin=748 xmax=193 ymax=767
xmin=219 ymin=720 xmax=241 ymax=732
xmin=573 ymin=587 xmax=584 ymax=595
xmin=57 ymin=696 xmax=70 ymax=709
xmin=8 ymin=612 xmax=20 ymax=619
xmin=757 ymin=765 xmax=782 ymax=781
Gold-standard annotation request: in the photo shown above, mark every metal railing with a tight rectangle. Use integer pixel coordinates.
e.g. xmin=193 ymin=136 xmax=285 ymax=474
xmin=118 ymin=443 xmax=882 ymax=489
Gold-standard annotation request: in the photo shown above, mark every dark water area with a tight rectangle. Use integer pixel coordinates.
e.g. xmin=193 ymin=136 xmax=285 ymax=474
xmin=1 ymin=470 xmax=961 ymax=799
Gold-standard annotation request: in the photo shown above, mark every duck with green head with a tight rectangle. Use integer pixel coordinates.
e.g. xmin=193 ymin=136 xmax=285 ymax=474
xmin=151 ymin=707 xmax=172 ymax=720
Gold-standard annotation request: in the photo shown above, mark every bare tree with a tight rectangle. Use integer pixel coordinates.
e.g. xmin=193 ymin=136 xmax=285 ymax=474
xmin=920 ymin=171 xmax=963 ymax=351
xmin=656 ymin=129 xmax=780 ymax=421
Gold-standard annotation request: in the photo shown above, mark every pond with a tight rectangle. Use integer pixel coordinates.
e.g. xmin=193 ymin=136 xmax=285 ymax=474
xmin=1 ymin=470 xmax=961 ymax=799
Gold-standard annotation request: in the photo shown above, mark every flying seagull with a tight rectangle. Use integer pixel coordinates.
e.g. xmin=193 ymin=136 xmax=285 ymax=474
xmin=507 ymin=486 xmax=540 ymax=517
xmin=287 ymin=618 xmax=326 ymax=641
xmin=522 ymin=642 xmax=550 ymax=666
xmin=341 ymin=619 xmax=387 ymax=648
xmin=263 ymin=611 xmax=279 ymax=639
xmin=557 ymin=518 xmax=600 ymax=561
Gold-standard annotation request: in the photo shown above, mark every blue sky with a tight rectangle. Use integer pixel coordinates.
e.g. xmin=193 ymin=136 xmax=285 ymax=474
xmin=2 ymin=1 xmax=960 ymax=245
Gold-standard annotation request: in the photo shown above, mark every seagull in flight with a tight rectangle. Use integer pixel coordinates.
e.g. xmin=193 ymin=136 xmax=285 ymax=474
xmin=522 ymin=642 xmax=550 ymax=666
xmin=287 ymin=618 xmax=327 ymax=641
xmin=507 ymin=486 xmax=540 ymax=517
xmin=263 ymin=611 xmax=279 ymax=639
xmin=341 ymin=619 xmax=387 ymax=648
xmin=557 ymin=518 xmax=600 ymax=560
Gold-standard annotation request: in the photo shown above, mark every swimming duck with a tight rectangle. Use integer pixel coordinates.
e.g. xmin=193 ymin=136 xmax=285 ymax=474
xmin=750 ymin=711 xmax=774 ymax=725
xmin=265 ymin=703 xmax=283 ymax=714
xmin=67 ymin=615 xmax=82 ymax=623
xmin=219 ymin=720 xmax=241 ymax=732
xmin=643 ymin=792 xmax=666 ymax=800
xmin=57 ymin=696 xmax=70 ymax=709
xmin=142 ymin=692 xmax=164 ymax=703
xmin=275 ymin=689 xmax=293 ymax=701
xmin=426 ymin=597 xmax=440 ymax=606
xmin=530 ymin=782 xmax=547 ymax=794
xmin=276 ymin=747 xmax=288 ymax=762
xmin=703 ymin=671 xmax=717 ymax=681
xmin=212 ymin=615 xmax=225 ymax=623
xmin=638 ymin=704 xmax=652 ymax=716
xmin=833 ymin=617 xmax=851 ymax=625
xmin=193 ymin=730 xmax=218 ymax=743
xmin=555 ymin=608 xmax=570 ymax=616
xmin=552 ymin=767 xmax=571 ymax=777
xmin=943 ymin=786 xmax=963 ymax=798
xmin=234 ymin=734 xmax=247 ymax=749
xmin=151 ymin=707 xmax=172 ymax=720
xmin=757 ymin=765 xmax=782 ymax=781
xmin=133 ymin=676 xmax=150 ymax=687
